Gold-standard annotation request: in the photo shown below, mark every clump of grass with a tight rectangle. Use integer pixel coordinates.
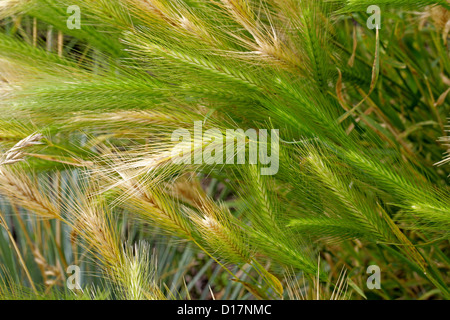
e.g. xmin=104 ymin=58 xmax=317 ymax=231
xmin=0 ymin=0 xmax=449 ymax=300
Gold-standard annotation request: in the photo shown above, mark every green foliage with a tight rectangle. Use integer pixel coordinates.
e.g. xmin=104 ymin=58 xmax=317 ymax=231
xmin=0 ymin=0 xmax=449 ymax=300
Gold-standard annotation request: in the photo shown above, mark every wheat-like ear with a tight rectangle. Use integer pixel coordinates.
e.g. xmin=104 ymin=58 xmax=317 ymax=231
xmin=120 ymin=241 xmax=166 ymax=300
xmin=0 ymin=133 xmax=43 ymax=167
xmin=66 ymin=185 xmax=168 ymax=300
xmin=0 ymin=0 xmax=30 ymax=19
xmin=188 ymin=197 xmax=252 ymax=265
xmin=0 ymin=169 xmax=60 ymax=219
xmin=94 ymin=157 xmax=194 ymax=239
xmin=0 ymin=133 xmax=60 ymax=219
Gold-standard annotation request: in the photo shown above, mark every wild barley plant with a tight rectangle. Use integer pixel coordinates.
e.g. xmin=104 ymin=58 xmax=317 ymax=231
xmin=0 ymin=0 xmax=449 ymax=300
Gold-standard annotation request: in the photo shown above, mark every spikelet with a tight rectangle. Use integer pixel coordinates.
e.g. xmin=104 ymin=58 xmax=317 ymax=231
xmin=0 ymin=0 xmax=30 ymax=19
xmin=188 ymin=196 xmax=252 ymax=264
xmin=0 ymin=133 xmax=43 ymax=167
xmin=0 ymin=134 xmax=60 ymax=219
